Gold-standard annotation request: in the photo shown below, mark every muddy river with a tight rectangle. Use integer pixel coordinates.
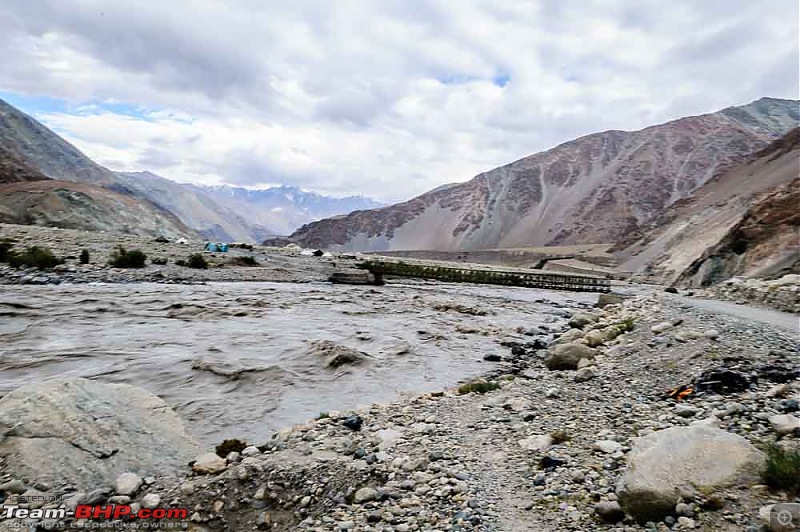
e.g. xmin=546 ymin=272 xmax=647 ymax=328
xmin=0 ymin=281 xmax=595 ymax=446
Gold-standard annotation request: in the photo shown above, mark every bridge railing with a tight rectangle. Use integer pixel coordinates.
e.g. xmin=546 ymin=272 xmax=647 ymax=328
xmin=359 ymin=260 xmax=610 ymax=293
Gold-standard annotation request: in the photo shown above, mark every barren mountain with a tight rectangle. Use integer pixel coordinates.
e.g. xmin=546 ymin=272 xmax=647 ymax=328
xmin=0 ymin=180 xmax=195 ymax=239
xmin=0 ymin=143 xmax=50 ymax=184
xmin=194 ymin=184 xmax=385 ymax=236
xmin=0 ymin=99 xmax=117 ymax=186
xmin=0 ymin=99 xmax=195 ymax=239
xmin=278 ymin=97 xmax=799 ymax=252
xmin=115 ymin=172 xmax=275 ymax=242
xmin=619 ymin=128 xmax=800 ymax=284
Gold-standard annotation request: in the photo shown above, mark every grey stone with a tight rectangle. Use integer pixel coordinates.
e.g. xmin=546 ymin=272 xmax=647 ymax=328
xmin=114 ymin=472 xmax=143 ymax=496
xmin=192 ymin=453 xmax=227 ymax=475
xmin=241 ymin=446 xmax=260 ymax=457
xmin=616 ymin=425 xmax=765 ymax=522
xmin=519 ymin=435 xmax=553 ymax=452
xmin=568 ymin=313 xmax=595 ymax=329
xmin=0 ymin=479 xmax=26 ymax=494
xmin=769 ymin=414 xmax=800 ymax=436
xmin=674 ymin=405 xmax=700 ymax=418
xmin=650 ymin=321 xmax=673 ymax=334
xmin=0 ymin=378 xmax=199 ymax=491
xmin=574 ymin=366 xmax=598 ymax=383
xmin=544 ymin=343 xmax=596 ymax=370
xmin=593 ymin=440 xmax=623 ymax=454
xmin=141 ymin=493 xmax=161 ymax=509
xmin=595 ymin=501 xmax=625 ymax=523
xmin=353 ymin=487 xmax=378 ymax=504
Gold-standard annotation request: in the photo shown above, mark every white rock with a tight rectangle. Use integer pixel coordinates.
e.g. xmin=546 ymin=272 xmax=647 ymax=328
xmin=544 ymin=343 xmax=596 ymax=370
xmin=765 ymin=384 xmax=790 ymax=398
xmin=593 ymin=440 xmax=623 ymax=454
xmin=769 ymin=414 xmax=800 ymax=436
xmin=583 ymin=330 xmax=605 ymax=347
xmin=650 ymin=322 xmax=673 ymax=334
xmin=114 ymin=472 xmax=143 ymax=496
xmin=375 ymin=428 xmax=404 ymax=450
xmin=140 ymin=493 xmax=160 ymax=509
xmin=544 ymin=387 xmax=561 ymax=398
xmin=192 ymin=453 xmax=227 ymax=475
xmin=519 ymin=435 xmax=553 ymax=452
xmin=241 ymin=446 xmax=260 ymax=457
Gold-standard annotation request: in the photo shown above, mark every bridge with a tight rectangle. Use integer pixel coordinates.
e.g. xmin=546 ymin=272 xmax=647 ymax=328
xmin=360 ymin=259 xmax=611 ymax=293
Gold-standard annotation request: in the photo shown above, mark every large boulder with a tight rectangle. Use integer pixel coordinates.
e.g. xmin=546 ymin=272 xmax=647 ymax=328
xmin=616 ymin=425 xmax=764 ymax=522
xmin=544 ymin=343 xmax=596 ymax=370
xmin=0 ymin=378 xmax=199 ymax=490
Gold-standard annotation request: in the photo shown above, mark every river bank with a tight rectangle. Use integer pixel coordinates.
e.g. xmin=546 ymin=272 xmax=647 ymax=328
xmin=0 ymin=285 xmax=797 ymax=531
xmin=0 ymin=223 xmax=361 ymax=285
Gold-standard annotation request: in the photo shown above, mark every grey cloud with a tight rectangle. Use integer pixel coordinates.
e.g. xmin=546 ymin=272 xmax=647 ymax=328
xmin=136 ymin=147 xmax=181 ymax=169
xmin=0 ymin=0 xmax=797 ymax=202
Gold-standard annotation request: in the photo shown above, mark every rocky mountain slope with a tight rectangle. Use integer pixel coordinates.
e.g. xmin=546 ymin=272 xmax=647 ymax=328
xmin=278 ymin=97 xmax=799 ymax=252
xmin=620 ymin=128 xmax=800 ymax=285
xmin=0 ymin=99 xmax=117 ymax=186
xmin=194 ymin=184 xmax=384 ymax=236
xmin=0 ymin=180 xmax=194 ymax=239
xmin=0 ymin=143 xmax=50 ymax=184
xmin=0 ymin=99 xmax=195 ymax=239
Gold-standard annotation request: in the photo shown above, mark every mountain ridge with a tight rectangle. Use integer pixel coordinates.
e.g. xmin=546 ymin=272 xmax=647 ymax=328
xmin=274 ymin=97 xmax=799 ymax=252
xmin=0 ymin=99 xmax=197 ymax=239
xmin=0 ymin=97 xmax=384 ymax=241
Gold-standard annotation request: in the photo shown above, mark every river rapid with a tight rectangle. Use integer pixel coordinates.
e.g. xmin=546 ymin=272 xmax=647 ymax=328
xmin=0 ymin=281 xmax=595 ymax=446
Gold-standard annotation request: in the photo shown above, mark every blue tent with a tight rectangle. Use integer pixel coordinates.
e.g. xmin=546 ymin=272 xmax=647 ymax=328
xmin=204 ymin=242 xmax=218 ymax=252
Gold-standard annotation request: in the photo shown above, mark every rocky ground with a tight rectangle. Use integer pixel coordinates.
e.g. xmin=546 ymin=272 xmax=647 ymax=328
xmin=700 ymin=275 xmax=800 ymax=314
xmin=0 ymin=223 xmax=358 ymax=284
xmin=0 ymin=286 xmax=797 ymax=532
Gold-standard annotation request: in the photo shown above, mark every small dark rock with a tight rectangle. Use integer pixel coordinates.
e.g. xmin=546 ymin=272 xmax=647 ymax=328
xmin=510 ymin=345 xmax=527 ymax=357
xmin=343 ymin=414 xmax=363 ymax=431
xmin=525 ymin=337 xmax=550 ymax=350
xmin=665 ymin=286 xmax=678 ymax=294
xmin=780 ymin=399 xmax=799 ymax=413
xmin=429 ymin=450 xmax=445 ymax=462
xmin=539 ymin=456 xmax=567 ymax=470
xmin=694 ymin=368 xmax=750 ymax=394
xmin=483 ymin=354 xmax=502 ymax=362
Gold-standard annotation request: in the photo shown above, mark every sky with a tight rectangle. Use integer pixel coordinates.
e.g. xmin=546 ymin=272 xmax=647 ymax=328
xmin=0 ymin=0 xmax=797 ymax=202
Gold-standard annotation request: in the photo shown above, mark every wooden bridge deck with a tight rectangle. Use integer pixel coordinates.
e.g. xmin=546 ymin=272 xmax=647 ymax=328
xmin=361 ymin=259 xmax=611 ymax=293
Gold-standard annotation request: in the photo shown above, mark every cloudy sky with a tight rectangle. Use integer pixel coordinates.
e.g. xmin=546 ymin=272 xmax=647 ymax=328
xmin=0 ymin=0 xmax=797 ymax=202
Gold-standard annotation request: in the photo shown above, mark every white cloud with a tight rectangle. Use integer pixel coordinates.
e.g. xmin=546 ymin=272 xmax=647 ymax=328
xmin=0 ymin=0 xmax=797 ymax=202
